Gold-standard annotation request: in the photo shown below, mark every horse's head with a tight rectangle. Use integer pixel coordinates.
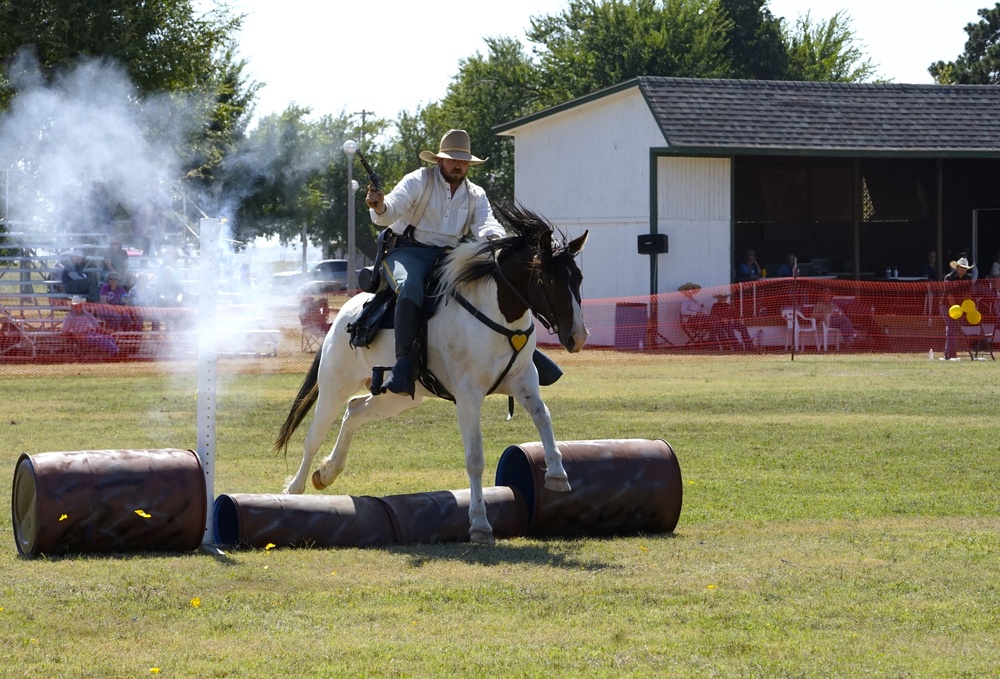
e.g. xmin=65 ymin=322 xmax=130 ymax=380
xmin=489 ymin=203 xmax=589 ymax=353
xmin=528 ymin=228 xmax=589 ymax=352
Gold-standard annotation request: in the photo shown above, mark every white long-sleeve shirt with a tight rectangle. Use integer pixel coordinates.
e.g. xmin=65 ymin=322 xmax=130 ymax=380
xmin=369 ymin=166 xmax=505 ymax=248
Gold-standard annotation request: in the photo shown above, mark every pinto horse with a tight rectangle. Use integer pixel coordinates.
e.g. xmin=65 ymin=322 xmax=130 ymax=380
xmin=274 ymin=204 xmax=588 ymax=545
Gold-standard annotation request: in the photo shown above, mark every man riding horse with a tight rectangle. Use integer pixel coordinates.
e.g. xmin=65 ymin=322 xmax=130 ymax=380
xmin=365 ymin=129 xmax=506 ymax=398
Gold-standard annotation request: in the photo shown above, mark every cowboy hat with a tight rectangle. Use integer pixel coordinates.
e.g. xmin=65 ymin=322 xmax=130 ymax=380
xmin=950 ymin=257 xmax=975 ymax=270
xmin=677 ymin=282 xmax=702 ymax=292
xmin=418 ymin=129 xmax=487 ymax=165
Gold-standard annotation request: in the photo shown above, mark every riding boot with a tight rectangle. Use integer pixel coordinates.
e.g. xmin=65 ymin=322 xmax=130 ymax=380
xmin=381 ymin=299 xmax=422 ymax=398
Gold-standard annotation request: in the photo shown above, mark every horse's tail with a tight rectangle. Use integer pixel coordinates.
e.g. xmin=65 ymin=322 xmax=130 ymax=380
xmin=273 ymin=348 xmax=322 ymax=456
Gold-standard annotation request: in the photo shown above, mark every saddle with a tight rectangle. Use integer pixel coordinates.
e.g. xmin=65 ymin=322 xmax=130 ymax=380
xmin=347 ymin=284 xmax=455 ymax=400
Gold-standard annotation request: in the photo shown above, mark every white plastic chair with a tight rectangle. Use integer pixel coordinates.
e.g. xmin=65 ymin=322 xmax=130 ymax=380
xmin=782 ymin=308 xmax=819 ymax=352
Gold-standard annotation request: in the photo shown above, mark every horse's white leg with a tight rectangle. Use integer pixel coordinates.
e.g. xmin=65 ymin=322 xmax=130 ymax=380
xmin=312 ymin=393 xmax=424 ymax=489
xmin=514 ymin=385 xmax=571 ymax=492
xmin=455 ymin=394 xmax=494 ymax=545
xmin=284 ymin=382 xmax=353 ymax=494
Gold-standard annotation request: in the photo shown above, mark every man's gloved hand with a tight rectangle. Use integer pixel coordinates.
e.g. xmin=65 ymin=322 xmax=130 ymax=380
xmin=366 ymin=185 xmax=385 ymax=214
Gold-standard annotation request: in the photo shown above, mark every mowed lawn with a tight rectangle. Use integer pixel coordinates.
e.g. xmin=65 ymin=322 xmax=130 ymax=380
xmin=1 ymin=353 xmax=998 ymax=678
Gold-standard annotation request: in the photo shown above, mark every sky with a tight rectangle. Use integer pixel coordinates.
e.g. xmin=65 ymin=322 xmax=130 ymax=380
xmin=207 ymin=0 xmax=989 ymax=128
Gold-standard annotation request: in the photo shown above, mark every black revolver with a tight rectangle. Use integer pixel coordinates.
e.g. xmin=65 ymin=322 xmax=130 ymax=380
xmin=355 ymin=149 xmax=381 ymax=193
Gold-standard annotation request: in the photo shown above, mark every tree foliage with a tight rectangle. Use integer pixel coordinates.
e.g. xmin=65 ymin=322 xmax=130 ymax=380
xmin=222 ymin=107 xmax=390 ymax=257
xmin=782 ymin=10 xmax=877 ymax=82
xmin=0 ymin=0 xmax=258 ymax=183
xmin=930 ymin=3 xmax=1000 ymax=84
xmin=526 ymin=0 xmax=732 ymax=105
xmin=719 ymin=0 xmax=787 ymax=79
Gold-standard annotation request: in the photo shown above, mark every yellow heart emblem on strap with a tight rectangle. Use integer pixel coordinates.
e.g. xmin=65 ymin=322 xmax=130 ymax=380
xmin=510 ymin=332 xmax=528 ymax=352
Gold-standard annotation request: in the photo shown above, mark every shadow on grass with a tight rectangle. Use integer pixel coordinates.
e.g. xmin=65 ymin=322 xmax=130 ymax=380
xmin=386 ymin=534 xmax=677 ymax=570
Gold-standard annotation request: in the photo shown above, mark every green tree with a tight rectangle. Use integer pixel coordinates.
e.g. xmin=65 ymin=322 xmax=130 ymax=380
xmin=719 ymin=0 xmax=787 ymax=79
xmin=929 ymin=4 xmax=1000 ymax=84
xmin=782 ymin=10 xmax=877 ymax=82
xmin=223 ymin=107 xmax=350 ymax=255
xmin=0 ymin=0 xmax=258 ymax=182
xmin=526 ymin=0 xmax=732 ymax=105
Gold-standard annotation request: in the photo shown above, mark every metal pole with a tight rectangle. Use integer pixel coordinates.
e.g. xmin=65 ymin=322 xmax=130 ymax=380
xmin=197 ymin=218 xmax=220 ymax=545
xmin=301 ymin=223 xmax=308 ymax=274
xmin=343 ymin=140 xmax=358 ymax=291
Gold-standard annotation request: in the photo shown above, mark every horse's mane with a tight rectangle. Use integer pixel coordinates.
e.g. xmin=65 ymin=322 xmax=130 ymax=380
xmin=436 ymin=203 xmax=559 ymax=297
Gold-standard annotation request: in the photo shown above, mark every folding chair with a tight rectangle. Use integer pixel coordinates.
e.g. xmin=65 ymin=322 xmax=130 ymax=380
xmin=301 ymin=323 xmax=326 ymax=353
xmin=962 ymin=323 xmax=995 ymax=361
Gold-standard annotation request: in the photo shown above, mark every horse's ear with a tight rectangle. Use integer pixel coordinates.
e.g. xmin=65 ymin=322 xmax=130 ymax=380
xmin=567 ymin=230 xmax=588 ymax=256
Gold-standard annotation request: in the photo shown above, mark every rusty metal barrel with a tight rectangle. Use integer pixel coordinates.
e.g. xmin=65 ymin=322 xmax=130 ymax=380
xmin=379 ymin=486 xmax=529 ymax=544
xmin=213 ymin=494 xmax=396 ymax=549
xmin=11 ymin=449 xmax=207 ymax=556
xmin=494 ymin=439 xmax=682 ymax=537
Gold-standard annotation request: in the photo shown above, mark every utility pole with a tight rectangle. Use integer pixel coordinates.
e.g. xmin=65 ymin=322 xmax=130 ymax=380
xmin=352 ymin=110 xmax=375 ymax=149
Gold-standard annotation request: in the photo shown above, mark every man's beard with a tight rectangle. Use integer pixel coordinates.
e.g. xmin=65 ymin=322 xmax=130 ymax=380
xmin=441 ymin=165 xmax=467 ymax=184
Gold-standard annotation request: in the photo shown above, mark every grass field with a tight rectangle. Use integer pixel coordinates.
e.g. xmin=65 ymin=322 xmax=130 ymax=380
xmin=2 ymin=353 xmax=999 ymax=678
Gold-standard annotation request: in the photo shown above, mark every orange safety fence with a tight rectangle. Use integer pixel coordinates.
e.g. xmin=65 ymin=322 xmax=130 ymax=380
xmin=556 ymin=277 xmax=998 ymax=360
xmin=3 ymin=276 xmax=998 ymax=372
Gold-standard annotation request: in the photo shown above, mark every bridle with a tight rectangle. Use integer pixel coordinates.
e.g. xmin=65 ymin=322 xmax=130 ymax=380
xmin=487 ymin=237 xmax=562 ymax=336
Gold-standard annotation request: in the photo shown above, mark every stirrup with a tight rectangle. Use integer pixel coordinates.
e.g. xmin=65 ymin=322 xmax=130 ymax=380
xmin=370 ymin=366 xmax=390 ymax=396
xmin=380 ymin=356 xmax=415 ymax=398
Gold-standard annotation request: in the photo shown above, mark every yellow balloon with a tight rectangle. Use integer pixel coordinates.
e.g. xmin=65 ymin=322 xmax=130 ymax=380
xmin=948 ymin=305 xmax=963 ymax=320
xmin=968 ymin=309 xmax=982 ymax=325
xmin=961 ymin=299 xmax=977 ymax=313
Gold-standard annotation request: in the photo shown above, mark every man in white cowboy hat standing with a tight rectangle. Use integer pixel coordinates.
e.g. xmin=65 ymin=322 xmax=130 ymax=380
xmin=365 ymin=129 xmax=505 ymax=397
xmin=943 ymin=256 xmax=975 ymax=360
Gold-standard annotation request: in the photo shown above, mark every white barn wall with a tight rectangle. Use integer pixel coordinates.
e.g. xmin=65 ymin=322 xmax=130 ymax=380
xmin=656 ymin=156 xmax=732 ymax=293
xmin=502 ymin=87 xmax=667 ymax=301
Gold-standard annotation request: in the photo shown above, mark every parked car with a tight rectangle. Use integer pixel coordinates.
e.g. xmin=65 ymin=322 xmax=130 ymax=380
xmin=271 ymin=259 xmax=348 ymax=294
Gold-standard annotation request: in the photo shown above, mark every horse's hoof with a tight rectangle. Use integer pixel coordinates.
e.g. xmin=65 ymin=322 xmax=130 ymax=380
xmin=311 ymin=470 xmax=327 ymax=490
xmin=469 ymin=528 xmax=495 ymax=546
xmin=544 ymin=475 xmax=572 ymax=492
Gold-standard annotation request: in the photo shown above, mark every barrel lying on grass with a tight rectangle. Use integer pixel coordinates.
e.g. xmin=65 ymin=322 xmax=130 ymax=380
xmin=213 ymin=486 xmax=528 ymax=548
xmin=11 ymin=448 xmax=207 ymax=557
xmin=495 ymin=439 xmax=683 ymax=537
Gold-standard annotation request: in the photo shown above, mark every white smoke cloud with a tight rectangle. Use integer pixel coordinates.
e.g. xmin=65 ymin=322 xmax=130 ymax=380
xmin=0 ymin=49 xmax=197 ymax=237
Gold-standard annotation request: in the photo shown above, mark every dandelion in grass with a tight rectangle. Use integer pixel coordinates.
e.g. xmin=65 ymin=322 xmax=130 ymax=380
xmin=149 ymin=669 xmax=161 ymax=675
xmin=190 ymin=597 xmax=201 ymax=608
xmin=707 ymin=584 xmax=717 ymax=590
xmin=135 ymin=509 xmax=152 ymax=519
xmin=640 ymin=545 xmax=649 ymax=552
xmin=59 ymin=514 xmax=68 ymax=521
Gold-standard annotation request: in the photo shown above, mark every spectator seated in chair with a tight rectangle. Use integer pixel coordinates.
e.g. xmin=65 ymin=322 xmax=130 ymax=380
xmin=678 ymin=282 xmax=713 ymax=345
xmin=60 ymin=249 xmax=100 ymax=302
xmin=97 ymin=271 xmax=131 ymax=331
xmin=708 ymin=292 xmax=752 ymax=350
xmin=299 ymin=295 xmax=333 ymax=336
xmin=61 ymin=296 xmax=119 ymax=359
